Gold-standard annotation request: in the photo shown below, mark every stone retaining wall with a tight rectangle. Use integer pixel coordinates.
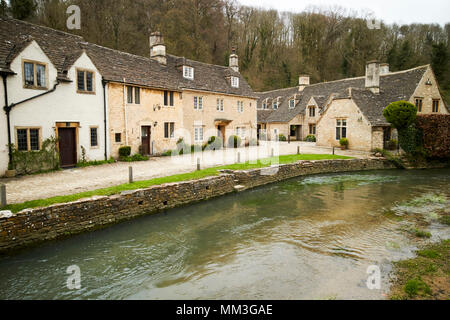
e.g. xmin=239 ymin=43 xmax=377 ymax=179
xmin=0 ymin=158 xmax=395 ymax=253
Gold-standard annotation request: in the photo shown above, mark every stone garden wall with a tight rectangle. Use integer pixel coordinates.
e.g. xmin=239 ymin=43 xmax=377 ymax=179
xmin=0 ymin=158 xmax=395 ymax=253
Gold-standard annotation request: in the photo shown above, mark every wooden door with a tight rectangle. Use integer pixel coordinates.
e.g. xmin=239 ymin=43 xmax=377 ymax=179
xmin=141 ymin=126 xmax=151 ymax=155
xmin=296 ymin=126 xmax=302 ymax=141
xmin=58 ymin=128 xmax=77 ymax=167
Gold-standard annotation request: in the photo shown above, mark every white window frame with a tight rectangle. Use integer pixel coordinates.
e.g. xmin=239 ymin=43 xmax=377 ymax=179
xmin=217 ymin=99 xmax=224 ymax=112
xmin=273 ymin=100 xmax=278 ymax=110
xmin=231 ymin=76 xmax=239 ymax=88
xmin=194 ymin=96 xmax=203 ymax=110
xmin=237 ymin=101 xmax=244 ymax=113
xmin=289 ymin=99 xmax=295 ymax=109
xmin=183 ymin=66 xmax=194 ymax=80
xmin=194 ymin=126 xmax=204 ymax=143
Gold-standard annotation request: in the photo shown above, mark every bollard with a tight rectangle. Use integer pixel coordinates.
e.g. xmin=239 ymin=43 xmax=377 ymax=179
xmin=129 ymin=166 xmax=133 ymax=184
xmin=297 ymin=146 xmax=300 ymax=155
xmin=271 ymin=148 xmax=274 ymax=158
xmin=0 ymin=184 xmax=6 ymax=207
xmin=332 ymin=147 xmax=335 ymax=155
xmin=237 ymin=152 xmax=241 ymax=163
xmin=288 ymin=135 xmax=291 ymax=144
xmin=197 ymin=158 xmax=201 ymax=171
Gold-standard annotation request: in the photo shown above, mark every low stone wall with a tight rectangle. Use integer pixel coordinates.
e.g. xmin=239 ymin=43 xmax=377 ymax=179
xmin=0 ymin=158 xmax=395 ymax=253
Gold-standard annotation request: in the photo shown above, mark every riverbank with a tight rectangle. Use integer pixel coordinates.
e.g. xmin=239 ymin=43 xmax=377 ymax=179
xmin=0 ymin=158 xmax=392 ymax=253
xmin=389 ymin=239 xmax=450 ymax=300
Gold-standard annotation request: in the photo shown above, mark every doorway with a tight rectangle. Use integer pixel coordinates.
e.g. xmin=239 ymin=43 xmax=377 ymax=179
xmin=58 ymin=127 xmax=77 ymax=167
xmin=141 ymin=126 xmax=152 ymax=155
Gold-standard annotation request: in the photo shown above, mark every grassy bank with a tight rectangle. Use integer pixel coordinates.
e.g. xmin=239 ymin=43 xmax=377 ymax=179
xmin=1 ymin=154 xmax=352 ymax=213
xmin=389 ymin=239 xmax=450 ymax=300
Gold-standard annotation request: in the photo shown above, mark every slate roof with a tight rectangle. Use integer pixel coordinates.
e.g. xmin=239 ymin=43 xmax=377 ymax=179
xmin=0 ymin=17 xmax=256 ymax=98
xmin=256 ymin=65 xmax=430 ymax=125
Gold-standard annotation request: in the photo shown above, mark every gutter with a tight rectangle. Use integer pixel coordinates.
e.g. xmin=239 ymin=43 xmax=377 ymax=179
xmin=2 ymin=72 xmax=60 ymax=167
xmin=102 ymin=78 xmax=108 ymax=161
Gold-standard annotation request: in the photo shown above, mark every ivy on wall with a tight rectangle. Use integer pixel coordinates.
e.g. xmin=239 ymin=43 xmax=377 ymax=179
xmin=10 ymin=137 xmax=60 ymax=175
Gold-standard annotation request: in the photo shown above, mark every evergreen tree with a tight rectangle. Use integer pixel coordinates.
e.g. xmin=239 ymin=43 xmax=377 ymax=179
xmin=431 ymin=42 xmax=448 ymax=85
xmin=0 ymin=0 xmax=8 ymax=17
xmin=10 ymin=0 xmax=36 ymax=20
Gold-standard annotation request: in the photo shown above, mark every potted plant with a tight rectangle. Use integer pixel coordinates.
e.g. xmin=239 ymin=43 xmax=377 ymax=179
xmin=5 ymin=162 xmax=16 ymax=178
xmin=339 ymin=138 xmax=349 ymax=150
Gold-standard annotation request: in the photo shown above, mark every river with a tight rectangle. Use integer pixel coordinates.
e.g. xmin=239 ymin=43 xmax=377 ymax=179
xmin=0 ymin=168 xmax=449 ymax=300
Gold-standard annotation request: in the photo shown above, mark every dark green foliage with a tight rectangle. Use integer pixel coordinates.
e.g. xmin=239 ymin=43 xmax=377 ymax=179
xmin=120 ymin=154 xmax=149 ymax=162
xmin=404 ymin=278 xmax=432 ymax=298
xmin=11 ymin=137 xmax=60 ymax=175
xmin=205 ymin=136 xmax=223 ymax=151
xmin=383 ymin=101 xmax=417 ymax=130
xmin=118 ymin=146 xmax=131 ymax=158
xmin=416 ymin=115 xmax=450 ymax=159
xmin=431 ymin=42 xmax=448 ymax=85
xmin=10 ymin=0 xmax=36 ymax=20
xmin=228 ymin=135 xmax=241 ymax=148
xmin=0 ymin=0 xmax=7 ymax=16
xmin=386 ymin=140 xmax=398 ymax=151
xmin=77 ymin=158 xmax=115 ymax=168
xmin=305 ymin=135 xmax=316 ymax=142
xmin=339 ymin=138 xmax=349 ymax=147
xmin=398 ymin=125 xmax=423 ymax=155
xmin=278 ymin=134 xmax=287 ymax=142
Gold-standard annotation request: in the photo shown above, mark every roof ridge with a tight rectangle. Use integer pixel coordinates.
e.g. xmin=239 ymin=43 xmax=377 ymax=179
xmin=380 ymin=64 xmax=429 ymax=76
xmin=82 ymin=42 xmax=154 ymax=62
xmin=3 ymin=17 xmax=85 ymax=40
xmin=257 ymin=86 xmax=299 ymax=94
xmin=167 ymin=54 xmax=231 ymax=71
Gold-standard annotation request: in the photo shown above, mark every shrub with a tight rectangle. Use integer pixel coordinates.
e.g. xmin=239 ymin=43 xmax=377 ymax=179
xmin=339 ymin=138 xmax=349 ymax=148
xmin=119 ymin=146 xmax=131 ymax=158
xmin=404 ymin=278 xmax=432 ymax=298
xmin=305 ymin=135 xmax=316 ymax=142
xmin=11 ymin=137 xmax=60 ymax=175
xmin=191 ymin=145 xmax=202 ymax=153
xmin=383 ymin=101 xmax=417 ymax=130
xmin=205 ymin=136 xmax=223 ymax=150
xmin=259 ymin=133 xmax=267 ymax=141
xmin=278 ymin=134 xmax=287 ymax=142
xmin=416 ymin=115 xmax=450 ymax=159
xmin=398 ymin=124 xmax=423 ymax=155
xmin=249 ymin=138 xmax=259 ymax=147
xmin=386 ymin=139 xmax=398 ymax=150
xmin=228 ymin=135 xmax=242 ymax=148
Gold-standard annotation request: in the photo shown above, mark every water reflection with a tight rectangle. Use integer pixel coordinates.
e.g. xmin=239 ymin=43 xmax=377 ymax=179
xmin=0 ymin=169 xmax=449 ymax=300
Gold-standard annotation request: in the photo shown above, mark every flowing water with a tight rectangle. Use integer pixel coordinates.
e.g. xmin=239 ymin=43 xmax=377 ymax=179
xmin=0 ymin=169 xmax=449 ymax=300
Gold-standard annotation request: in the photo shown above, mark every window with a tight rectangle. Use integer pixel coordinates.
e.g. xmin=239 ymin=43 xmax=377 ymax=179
xmin=432 ymin=100 xmax=440 ymax=113
xmin=194 ymin=126 xmax=204 ymax=142
xmin=217 ymin=99 xmax=224 ymax=112
xmin=262 ymin=102 xmax=267 ymax=109
xmin=273 ymin=100 xmax=278 ymax=110
xmin=309 ymin=107 xmax=316 ymax=117
xmin=336 ymin=119 xmax=347 ymax=140
xmin=183 ymin=66 xmax=194 ymax=80
xmin=237 ymin=101 xmax=244 ymax=113
xmin=236 ymin=127 xmax=246 ymax=138
xmin=231 ymin=76 xmax=239 ymax=88
xmin=115 ymin=133 xmax=122 ymax=143
xmin=164 ymin=91 xmax=174 ymax=106
xmin=90 ymin=127 xmax=98 ymax=147
xmin=194 ymin=97 xmax=203 ymax=110
xmin=164 ymin=122 xmax=175 ymax=139
xmin=309 ymin=124 xmax=316 ymax=135
xmin=23 ymin=61 xmax=47 ymax=89
xmin=415 ymin=98 xmax=423 ymax=113
xmin=16 ymin=128 xmax=40 ymax=151
xmin=289 ymin=99 xmax=295 ymax=109
xmin=77 ymin=69 xmax=95 ymax=93
xmin=127 ymin=86 xmax=141 ymax=104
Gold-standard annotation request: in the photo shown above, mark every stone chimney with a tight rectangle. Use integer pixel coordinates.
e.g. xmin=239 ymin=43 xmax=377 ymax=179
xmin=365 ymin=61 xmax=380 ymax=94
xmin=299 ymin=75 xmax=310 ymax=92
xmin=380 ymin=63 xmax=390 ymax=75
xmin=229 ymin=47 xmax=239 ymax=73
xmin=150 ymin=32 xmax=166 ymax=65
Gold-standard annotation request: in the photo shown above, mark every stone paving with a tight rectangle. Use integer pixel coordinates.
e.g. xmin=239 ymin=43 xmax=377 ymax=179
xmin=1 ymin=142 xmax=371 ymax=204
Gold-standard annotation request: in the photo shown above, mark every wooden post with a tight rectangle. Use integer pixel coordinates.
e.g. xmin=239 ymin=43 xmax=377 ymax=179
xmin=197 ymin=158 xmax=201 ymax=171
xmin=288 ymin=134 xmax=291 ymax=144
xmin=129 ymin=166 xmax=133 ymax=184
xmin=332 ymin=147 xmax=335 ymax=155
xmin=0 ymin=185 xmax=6 ymax=207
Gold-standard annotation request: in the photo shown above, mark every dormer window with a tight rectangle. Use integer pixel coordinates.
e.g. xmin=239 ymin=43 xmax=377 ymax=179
xmin=231 ymin=76 xmax=239 ymax=88
xmin=183 ymin=66 xmax=194 ymax=80
xmin=289 ymin=99 xmax=295 ymax=109
xmin=273 ymin=100 xmax=278 ymax=110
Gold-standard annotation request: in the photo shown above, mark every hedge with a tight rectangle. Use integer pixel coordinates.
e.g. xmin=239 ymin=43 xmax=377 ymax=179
xmin=415 ymin=114 xmax=450 ymax=159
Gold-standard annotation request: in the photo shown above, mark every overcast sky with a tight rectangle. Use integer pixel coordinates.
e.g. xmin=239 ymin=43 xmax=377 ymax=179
xmin=238 ymin=0 xmax=449 ymax=26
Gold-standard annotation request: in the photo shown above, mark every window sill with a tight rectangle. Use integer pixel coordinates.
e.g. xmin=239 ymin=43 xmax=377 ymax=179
xmin=77 ymin=90 xmax=96 ymax=95
xmin=90 ymin=146 xmax=100 ymax=149
xmin=23 ymin=85 xmax=48 ymax=91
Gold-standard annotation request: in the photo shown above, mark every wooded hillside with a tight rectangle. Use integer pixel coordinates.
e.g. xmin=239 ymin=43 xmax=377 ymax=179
xmin=2 ymin=0 xmax=449 ymax=102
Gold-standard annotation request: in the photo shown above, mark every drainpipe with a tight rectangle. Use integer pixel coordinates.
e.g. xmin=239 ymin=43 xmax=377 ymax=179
xmin=102 ymin=78 xmax=108 ymax=161
xmin=1 ymin=73 xmax=12 ymax=167
xmin=122 ymin=78 xmax=129 ymax=146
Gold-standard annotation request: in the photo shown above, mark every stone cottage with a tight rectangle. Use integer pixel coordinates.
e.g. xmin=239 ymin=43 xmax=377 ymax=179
xmin=0 ymin=17 xmax=258 ymax=176
xmin=257 ymin=61 xmax=448 ymax=151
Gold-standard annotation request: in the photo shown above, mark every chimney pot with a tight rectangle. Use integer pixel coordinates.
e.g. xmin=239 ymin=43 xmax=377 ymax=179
xmin=299 ymin=75 xmax=310 ymax=91
xmin=380 ymin=63 xmax=390 ymax=75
